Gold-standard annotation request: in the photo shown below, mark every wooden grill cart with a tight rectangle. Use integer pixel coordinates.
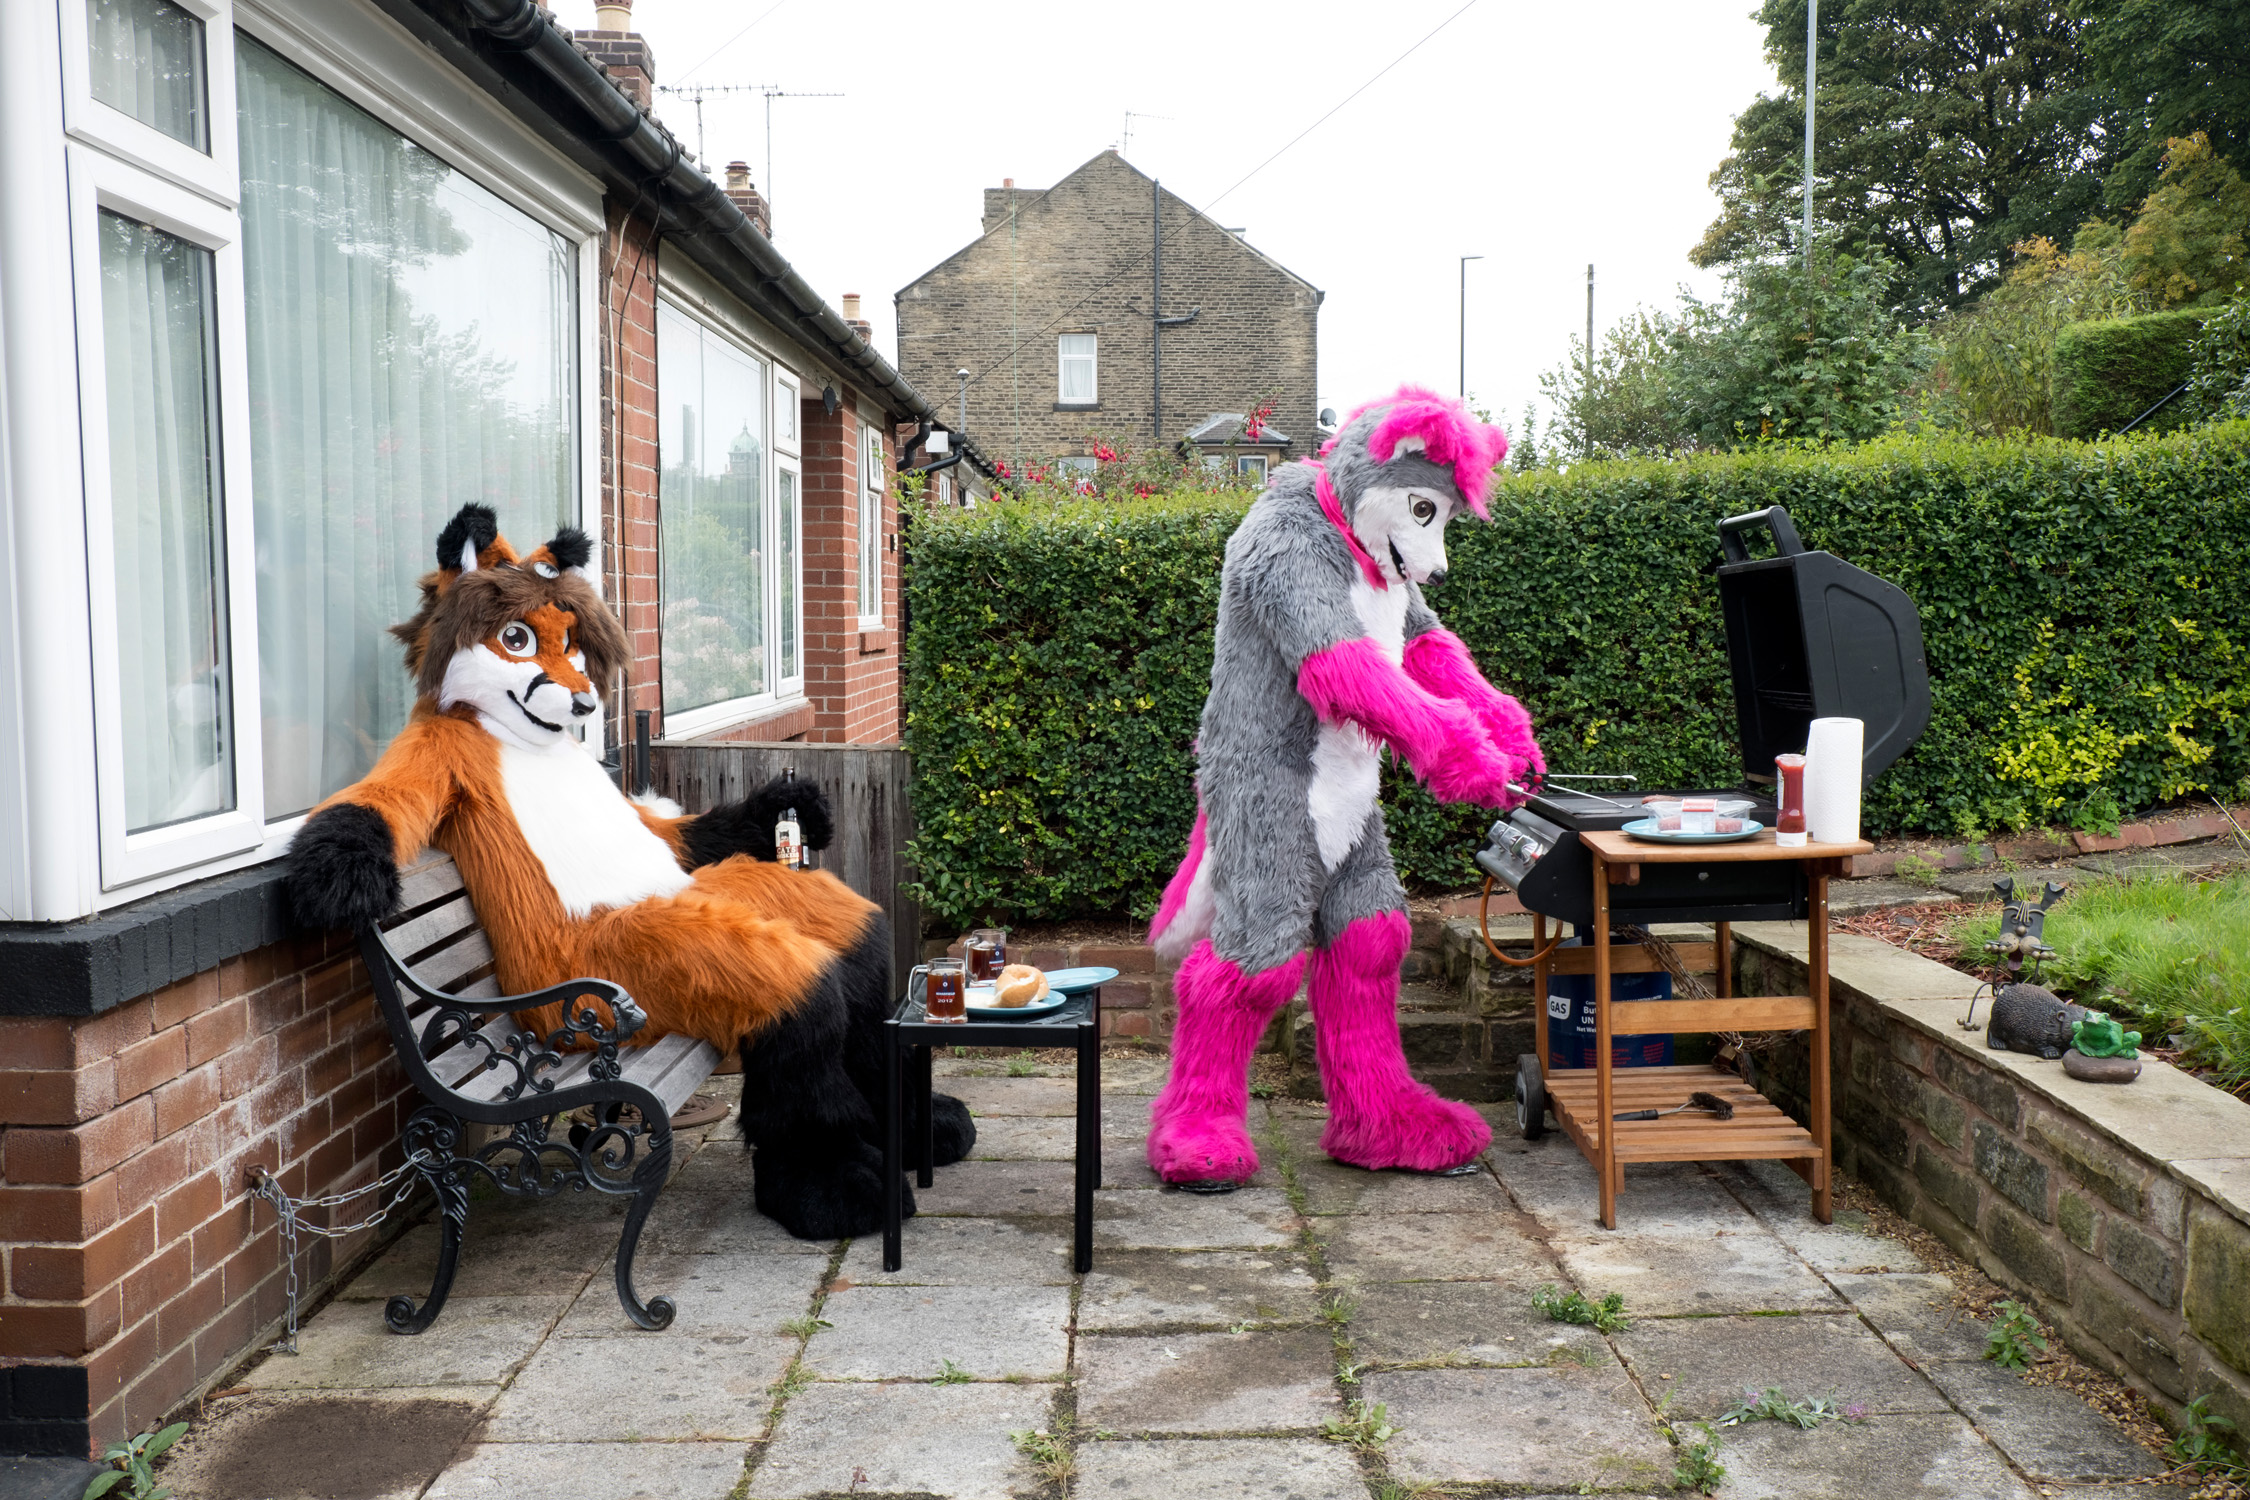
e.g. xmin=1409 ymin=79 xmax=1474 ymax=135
xmin=1515 ymin=830 xmax=1871 ymax=1230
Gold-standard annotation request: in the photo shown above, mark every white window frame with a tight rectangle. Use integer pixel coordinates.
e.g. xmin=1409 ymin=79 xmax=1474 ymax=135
xmin=1057 ymin=332 xmax=1097 ymax=406
xmin=1237 ymin=454 xmax=1270 ymax=481
xmin=60 ymin=0 xmax=242 ymax=207
xmin=775 ymin=371 xmax=800 ymax=454
xmin=66 ymin=144 xmax=267 ymax=885
xmin=775 ymin=452 xmax=803 ymax=697
xmin=10 ymin=0 xmax=606 ymax=913
xmin=857 ymin=424 xmax=884 ymax=628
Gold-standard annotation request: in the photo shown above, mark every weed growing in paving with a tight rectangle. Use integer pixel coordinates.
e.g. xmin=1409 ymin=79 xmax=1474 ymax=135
xmin=1006 ymin=1050 xmax=1040 ymax=1077
xmin=1720 ymin=1387 xmax=1867 ymax=1429
xmin=2166 ymin=1394 xmax=2247 ymax=1481
xmin=1009 ymin=1426 xmax=1076 ymax=1486
xmin=1533 ymin=1283 xmax=1630 ymax=1334
xmin=1671 ymin=1423 xmax=1727 ymax=1495
xmin=1320 ymin=1292 xmax=1357 ymax=1329
xmin=1984 ymin=1299 xmax=2048 ymax=1370
xmin=778 ymin=1315 xmax=832 ymax=1339
xmin=1320 ymin=1399 xmax=1399 ymax=1453
xmin=83 ymin=1423 xmax=188 ymax=1500
xmin=933 ymin=1358 xmax=974 ymax=1384
xmin=1894 ymin=854 xmax=1944 ymax=888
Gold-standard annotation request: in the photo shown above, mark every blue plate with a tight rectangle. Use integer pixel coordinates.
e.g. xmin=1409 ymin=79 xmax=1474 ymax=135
xmin=1622 ymin=817 xmax=1766 ymax=845
xmin=1041 ymin=966 xmax=1120 ymax=994
xmin=963 ymin=985 xmax=1070 ymax=1020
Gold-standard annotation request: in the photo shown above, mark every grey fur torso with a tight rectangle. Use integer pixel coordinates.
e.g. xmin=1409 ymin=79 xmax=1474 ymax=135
xmin=1191 ymin=464 xmax=1437 ymax=969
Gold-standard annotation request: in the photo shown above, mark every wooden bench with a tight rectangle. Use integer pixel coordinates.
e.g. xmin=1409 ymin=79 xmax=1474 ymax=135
xmin=358 ymin=852 xmax=720 ymax=1334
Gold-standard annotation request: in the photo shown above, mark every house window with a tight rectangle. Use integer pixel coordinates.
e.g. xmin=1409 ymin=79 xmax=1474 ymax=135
xmin=1058 ymin=333 xmax=1096 ymax=405
xmin=87 ymin=0 xmax=208 ymax=149
xmin=777 ymin=461 xmax=800 ymax=683
xmin=658 ymin=300 xmax=771 ymax=722
xmin=937 ymin=472 xmax=954 ymax=507
xmin=858 ymin=427 xmax=884 ymax=625
xmin=96 ymin=210 xmax=233 ymax=835
xmin=238 ymin=38 xmax=578 ymax=819
xmin=1056 ymin=456 xmax=1097 ymax=478
xmin=1237 ymin=454 xmax=1269 ymax=481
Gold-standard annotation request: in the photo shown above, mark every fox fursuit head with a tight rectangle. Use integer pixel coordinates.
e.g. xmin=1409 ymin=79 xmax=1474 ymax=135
xmin=1145 ymin=386 xmax=1544 ymax=1188
xmin=287 ymin=503 xmax=972 ymax=1238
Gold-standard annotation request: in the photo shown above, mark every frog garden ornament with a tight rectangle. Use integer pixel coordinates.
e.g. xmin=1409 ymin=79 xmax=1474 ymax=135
xmin=2063 ymin=1011 xmax=2143 ymax=1083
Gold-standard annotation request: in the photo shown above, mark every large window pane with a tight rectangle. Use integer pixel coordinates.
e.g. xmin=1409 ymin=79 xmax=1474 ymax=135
xmin=87 ymin=0 xmax=208 ymax=150
xmin=98 ymin=210 xmax=233 ymax=832
xmin=659 ymin=301 xmax=767 ymax=716
xmin=238 ymin=39 xmax=575 ymax=817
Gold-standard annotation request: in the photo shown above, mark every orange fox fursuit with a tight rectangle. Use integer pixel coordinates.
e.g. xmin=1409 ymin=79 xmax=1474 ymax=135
xmin=287 ymin=504 xmax=971 ymax=1238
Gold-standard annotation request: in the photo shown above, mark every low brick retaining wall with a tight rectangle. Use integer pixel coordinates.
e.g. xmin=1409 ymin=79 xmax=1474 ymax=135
xmin=0 ymin=930 xmax=410 ymax=1455
xmin=1733 ymin=923 xmax=2250 ymax=1434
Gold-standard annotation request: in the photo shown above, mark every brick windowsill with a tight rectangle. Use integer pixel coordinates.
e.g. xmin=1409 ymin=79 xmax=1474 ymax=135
xmin=0 ymin=864 xmax=298 ymax=1020
xmin=671 ymin=696 xmax=819 ymax=745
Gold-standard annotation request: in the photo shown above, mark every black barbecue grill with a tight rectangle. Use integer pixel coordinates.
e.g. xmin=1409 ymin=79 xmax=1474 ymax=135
xmin=1478 ymin=506 xmax=1930 ymax=928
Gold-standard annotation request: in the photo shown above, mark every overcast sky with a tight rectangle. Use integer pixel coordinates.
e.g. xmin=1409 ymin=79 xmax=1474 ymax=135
xmin=549 ymin=0 xmax=1779 ymax=451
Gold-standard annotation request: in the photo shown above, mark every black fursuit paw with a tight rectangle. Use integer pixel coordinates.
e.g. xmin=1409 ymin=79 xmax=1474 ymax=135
xmin=288 ymin=802 xmax=401 ymax=931
xmin=927 ymin=1092 xmax=976 ymax=1168
xmin=753 ymin=1138 xmax=910 ymax=1240
xmin=679 ymin=774 xmax=836 ymax=867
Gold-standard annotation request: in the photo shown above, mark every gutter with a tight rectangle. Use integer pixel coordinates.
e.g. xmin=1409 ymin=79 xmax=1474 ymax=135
xmin=440 ymin=0 xmax=992 ymax=467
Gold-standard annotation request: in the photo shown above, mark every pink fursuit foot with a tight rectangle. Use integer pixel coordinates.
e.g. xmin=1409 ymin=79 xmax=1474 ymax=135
xmin=1312 ymin=912 xmax=1492 ymax=1173
xmin=1147 ymin=943 xmax=1305 ymax=1185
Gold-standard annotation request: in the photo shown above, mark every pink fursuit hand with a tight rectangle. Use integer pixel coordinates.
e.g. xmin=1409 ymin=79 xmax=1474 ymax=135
xmin=1402 ymin=628 xmax=1543 ymax=806
xmin=1298 ymin=637 xmax=1519 ymax=808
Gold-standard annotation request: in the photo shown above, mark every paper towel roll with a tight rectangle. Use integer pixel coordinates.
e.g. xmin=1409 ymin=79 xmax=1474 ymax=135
xmin=1804 ymin=717 xmax=1864 ymax=845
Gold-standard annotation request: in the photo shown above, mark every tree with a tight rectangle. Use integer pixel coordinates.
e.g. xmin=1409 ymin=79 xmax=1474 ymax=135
xmin=1667 ymin=248 xmax=1933 ymax=446
xmin=2076 ymin=0 xmax=2250 ymax=210
xmin=1695 ymin=0 xmax=2130 ymax=316
xmin=2120 ymin=133 xmax=2250 ymax=306
xmin=1928 ymin=229 xmax=2149 ymax=434
xmin=1536 ymin=308 xmax=1683 ymax=456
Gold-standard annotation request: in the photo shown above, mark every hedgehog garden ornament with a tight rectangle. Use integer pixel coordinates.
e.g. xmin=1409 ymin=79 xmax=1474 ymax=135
xmin=1147 ymin=387 xmax=1541 ymax=1187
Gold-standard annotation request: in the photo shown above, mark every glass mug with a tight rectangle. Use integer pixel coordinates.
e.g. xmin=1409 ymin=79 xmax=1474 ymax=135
xmin=915 ymin=958 xmax=967 ymax=1022
xmin=964 ymin=928 xmax=1008 ymax=984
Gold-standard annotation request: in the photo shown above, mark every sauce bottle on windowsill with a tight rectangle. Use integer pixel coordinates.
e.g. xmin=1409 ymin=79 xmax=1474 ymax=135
xmin=1775 ymin=753 xmax=1808 ymax=847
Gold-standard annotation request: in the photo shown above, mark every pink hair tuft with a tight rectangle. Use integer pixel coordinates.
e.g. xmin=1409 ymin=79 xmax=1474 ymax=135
xmin=1321 ymin=385 xmax=1508 ymax=517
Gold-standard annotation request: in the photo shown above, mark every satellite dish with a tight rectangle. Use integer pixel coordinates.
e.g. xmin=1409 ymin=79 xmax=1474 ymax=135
xmin=1319 ymin=407 xmax=1337 ymax=426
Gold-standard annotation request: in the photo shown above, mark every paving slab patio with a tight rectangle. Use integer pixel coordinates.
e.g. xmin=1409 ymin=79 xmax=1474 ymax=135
xmin=155 ymin=1070 xmax=2179 ymax=1499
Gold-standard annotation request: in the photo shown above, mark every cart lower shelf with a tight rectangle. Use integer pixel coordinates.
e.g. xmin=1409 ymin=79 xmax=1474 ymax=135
xmin=1545 ymin=1064 xmax=1821 ymax=1164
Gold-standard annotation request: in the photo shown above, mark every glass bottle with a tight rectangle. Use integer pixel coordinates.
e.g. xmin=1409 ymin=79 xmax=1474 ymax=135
xmin=1775 ymin=753 xmax=1808 ymax=847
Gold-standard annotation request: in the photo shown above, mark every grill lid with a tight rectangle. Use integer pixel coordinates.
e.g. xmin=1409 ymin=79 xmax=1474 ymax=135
xmin=1716 ymin=507 xmax=1930 ymax=788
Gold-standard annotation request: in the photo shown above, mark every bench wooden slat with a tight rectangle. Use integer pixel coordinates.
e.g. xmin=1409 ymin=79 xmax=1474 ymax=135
xmin=408 ymin=929 xmax=495 ymax=993
xmin=382 ymin=892 xmax=481 ymax=961
xmin=453 ymin=1045 xmax=599 ymax=1104
xmin=396 ymin=854 xmax=467 ymax=911
xmin=641 ymin=1037 xmax=725 ymax=1119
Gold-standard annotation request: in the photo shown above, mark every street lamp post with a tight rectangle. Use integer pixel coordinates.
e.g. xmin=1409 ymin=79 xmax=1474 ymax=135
xmin=1803 ymin=0 xmax=1817 ymax=272
xmin=1459 ymin=254 xmax=1483 ymax=400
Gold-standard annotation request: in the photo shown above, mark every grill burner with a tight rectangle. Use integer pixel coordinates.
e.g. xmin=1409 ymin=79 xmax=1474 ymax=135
xmin=1479 ymin=505 xmax=1929 ymax=931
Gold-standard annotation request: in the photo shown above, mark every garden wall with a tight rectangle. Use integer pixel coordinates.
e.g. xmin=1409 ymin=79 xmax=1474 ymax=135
xmin=1735 ymin=925 xmax=2250 ymax=1434
xmin=0 ymin=917 xmax=409 ymax=1456
xmin=902 ymin=423 xmax=2250 ymax=928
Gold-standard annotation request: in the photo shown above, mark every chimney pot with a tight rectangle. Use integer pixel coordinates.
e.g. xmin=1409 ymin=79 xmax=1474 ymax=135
xmin=727 ymin=161 xmax=750 ymax=191
xmin=594 ymin=0 xmax=633 ymax=30
xmin=842 ymin=293 xmax=862 ymax=321
xmin=1003 ymin=177 xmax=1014 ymax=189
xmin=722 ymin=161 xmax=771 ymax=237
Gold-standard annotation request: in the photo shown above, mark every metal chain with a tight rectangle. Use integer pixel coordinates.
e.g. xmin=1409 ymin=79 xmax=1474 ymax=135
xmin=249 ymin=1151 xmax=433 ymax=1354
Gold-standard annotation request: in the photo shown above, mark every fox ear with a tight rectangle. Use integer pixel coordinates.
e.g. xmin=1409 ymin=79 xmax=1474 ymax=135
xmin=435 ymin=504 xmax=500 ymax=575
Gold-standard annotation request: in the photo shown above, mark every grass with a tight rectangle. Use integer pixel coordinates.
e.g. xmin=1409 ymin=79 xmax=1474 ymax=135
xmin=1005 ymin=1050 xmax=1040 ymax=1077
xmin=1953 ymin=870 xmax=2250 ymax=1095
xmin=1009 ymin=1426 xmax=1076 ymax=1486
xmin=1532 ymin=1284 xmax=1631 ymax=1334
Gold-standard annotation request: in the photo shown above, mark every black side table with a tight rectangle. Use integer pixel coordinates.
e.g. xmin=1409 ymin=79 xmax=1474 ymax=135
xmin=883 ymin=986 xmax=1103 ymax=1273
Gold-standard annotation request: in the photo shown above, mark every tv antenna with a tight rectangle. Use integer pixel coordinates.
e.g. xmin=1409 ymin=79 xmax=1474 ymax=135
xmin=1118 ymin=110 xmax=1171 ymax=159
xmin=654 ymin=82 xmax=844 ymax=201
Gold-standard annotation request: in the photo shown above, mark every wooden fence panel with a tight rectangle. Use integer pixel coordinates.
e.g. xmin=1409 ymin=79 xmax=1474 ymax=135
xmin=648 ymin=740 xmax=920 ymax=992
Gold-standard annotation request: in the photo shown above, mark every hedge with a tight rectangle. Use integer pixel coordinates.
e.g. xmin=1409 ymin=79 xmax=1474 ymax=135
xmin=902 ymin=424 xmax=2250 ymax=928
xmin=2052 ymin=308 xmax=2209 ymax=439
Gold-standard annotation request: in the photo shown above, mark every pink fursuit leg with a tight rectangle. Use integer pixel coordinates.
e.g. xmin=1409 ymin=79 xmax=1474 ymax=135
xmin=1147 ymin=942 xmax=1306 ymax=1184
xmin=1312 ymin=912 xmax=1492 ymax=1172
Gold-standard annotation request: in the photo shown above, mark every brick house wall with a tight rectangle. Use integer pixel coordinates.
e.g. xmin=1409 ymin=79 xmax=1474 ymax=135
xmin=801 ymin=395 xmax=899 ymax=745
xmin=602 ymin=204 xmax=664 ymax=753
xmin=0 ymin=932 xmax=396 ymax=1453
xmin=895 ymin=150 xmax=1321 ymax=469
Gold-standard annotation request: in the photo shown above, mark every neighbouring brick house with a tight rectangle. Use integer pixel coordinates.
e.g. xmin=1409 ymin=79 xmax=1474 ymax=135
xmin=0 ymin=0 xmax=992 ymax=1458
xmin=895 ymin=150 xmax=1324 ymax=475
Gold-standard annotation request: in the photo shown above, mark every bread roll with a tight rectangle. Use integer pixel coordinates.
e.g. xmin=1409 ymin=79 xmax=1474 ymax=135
xmin=994 ymin=964 xmax=1047 ymax=1008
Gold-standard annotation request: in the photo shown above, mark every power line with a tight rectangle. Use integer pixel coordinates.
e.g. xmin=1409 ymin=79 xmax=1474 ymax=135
xmin=672 ymin=0 xmax=789 ymax=85
xmin=958 ymin=0 xmax=1482 ymax=394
